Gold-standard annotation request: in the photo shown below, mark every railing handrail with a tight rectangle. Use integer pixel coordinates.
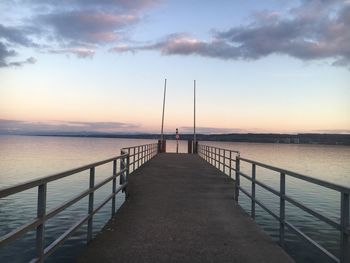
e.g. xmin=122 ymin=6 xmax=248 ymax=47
xmin=197 ymin=143 xmax=350 ymax=263
xmin=238 ymin=156 xmax=350 ymax=193
xmin=0 ymin=142 xmax=159 ymax=262
xmin=121 ymin=142 xmax=156 ymax=151
xmin=0 ymin=153 xmax=128 ymax=199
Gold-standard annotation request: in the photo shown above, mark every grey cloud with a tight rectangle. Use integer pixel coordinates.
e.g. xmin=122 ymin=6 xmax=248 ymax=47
xmin=40 ymin=11 xmax=139 ymax=44
xmin=0 ymin=42 xmax=16 ymax=67
xmin=114 ymin=0 xmax=350 ymax=67
xmin=0 ymin=41 xmax=36 ymax=68
xmin=7 ymin=57 xmax=37 ymax=67
xmin=0 ymin=0 xmax=159 ymax=67
xmin=48 ymin=48 xmax=95 ymax=58
xmin=0 ymin=24 xmax=38 ymax=47
xmin=0 ymin=24 xmax=39 ymax=67
xmin=0 ymin=119 xmax=140 ymax=133
xmin=23 ymin=0 xmax=158 ymax=11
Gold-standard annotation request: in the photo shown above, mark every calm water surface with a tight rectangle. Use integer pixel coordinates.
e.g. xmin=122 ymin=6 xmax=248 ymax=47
xmin=0 ymin=136 xmax=349 ymax=262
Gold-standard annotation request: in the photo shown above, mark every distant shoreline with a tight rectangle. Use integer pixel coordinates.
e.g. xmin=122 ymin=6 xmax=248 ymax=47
xmin=2 ymin=133 xmax=349 ymax=146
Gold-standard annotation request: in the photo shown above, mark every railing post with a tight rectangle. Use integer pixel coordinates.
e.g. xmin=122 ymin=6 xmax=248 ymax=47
xmin=133 ymin=148 xmax=136 ymax=172
xmin=120 ymin=152 xmax=125 ymax=186
xmin=36 ymin=183 xmax=47 ymax=262
xmin=147 ymin=145 xmax=150 ymax=161
xmin=229 ymin=151 xmax=232 ymax=178
xmin=210 ymin=147 xmax=212 ymax=164
xmin=125 ymin=154 xmax=130 ymax=200
xmin=138 ymin=146 xmax=140 ymax=168
xmin=340 ymin=192 xmax=350 ymax=263
xmin=223 ymin=150 xmax=225 ymax=172
xmin=87 ymin=167 xmax=95 ymax=243
xmin=224 ymin=150 xmax=227 ymax=174
xmin=112 ymin=160 xmax=117 ymax=217
xmin=140 ymin=146 xmax=143 ymax=165
xmin=279 ymin=172 xmax=286 ymax=248
xmin=251 ymin=164 xmax=256 ymax=219
xmin=221 ymin=150 xmax=223 ymax=172
xmin=215 ymin=148 xmax=218 ymax=168
xmin=205 ymin=146 xmax=207 ymax=161
xmin=235 ymin=156 xmax=240 ymax=202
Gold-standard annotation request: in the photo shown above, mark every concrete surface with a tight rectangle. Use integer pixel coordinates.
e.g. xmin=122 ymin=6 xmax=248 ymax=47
xmin=77 ymin=153 xmax=294 ymax=263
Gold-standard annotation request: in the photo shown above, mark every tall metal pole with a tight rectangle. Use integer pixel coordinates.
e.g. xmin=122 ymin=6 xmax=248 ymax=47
xmin=160 ymin=78 xmax=167 ymax=141
xmin=193 ymin=80 xmax=196 ymax=150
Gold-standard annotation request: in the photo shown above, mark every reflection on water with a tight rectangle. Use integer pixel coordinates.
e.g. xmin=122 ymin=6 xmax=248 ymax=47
xmin=0 ymin=136 xmax=349 ymax=262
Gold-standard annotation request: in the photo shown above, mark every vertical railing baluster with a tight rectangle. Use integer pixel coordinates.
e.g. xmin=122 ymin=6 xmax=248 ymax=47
xmin=212 ymin=148 xmax=214 ymax=165
xmin=120 ymin=152 xmax=124 ymax=186
xmin=229 ymin=151 xmax=232 ymax=178
xmin=223 ymin=150 xmax=225 ymax=172
xmin=279 ymin=172 xmax=286 ymax=248
xmin=251 ymin=164 xmax=256 ymax=219
xmin=87 ymin=167 xmax=95 ymax=243
xmin=340 ymin=192 xmax=350 ymax=263
xmin=235 ymin=156 xmax=240 ymax=201
xmin=133 ymin=148 xmax=136 ymax=172
xmin=225 ymin=150 xmax=227 ymax=174
xmin=120 ymin=151 xmax=128 ymax=199
xmin=140 ymin=146 xmax=142 ymax=165
xmin=36 ymin=183 xmax=47 ymax=262
xmin=213 ymin=148 xmax=215 ymax=166
xmin=210 ymin=147 xmax=212 ymax=164
xmin=138 ymin=146 xmax=140 ymax=168
xmin=142 ymin=146 xmax=144 ymax=165
xmin=147 ymin=145 xmax=149 ymax=161
xmin=206 ymin=146 xmax=208 ymax=161
xmin=222 ymin=150 xmax=224 ymax=173
xmin=125 ymin=154 xmax=130 ymax=199
xmin=205 ymin=146 xmax=207 ymax=161
xmin=112 ymin=160 xmax=117 ymax=217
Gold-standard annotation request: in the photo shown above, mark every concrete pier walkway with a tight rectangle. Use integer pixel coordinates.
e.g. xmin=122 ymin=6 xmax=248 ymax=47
xmin=77 ymin=153 xmax=293 ymax=263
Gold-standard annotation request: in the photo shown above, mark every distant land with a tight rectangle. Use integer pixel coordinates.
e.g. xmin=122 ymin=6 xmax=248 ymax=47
xmin=3 ymin=132 xmax=349 ymax=146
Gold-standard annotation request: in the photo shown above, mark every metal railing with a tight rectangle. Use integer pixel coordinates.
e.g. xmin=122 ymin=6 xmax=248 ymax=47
xmin=198 ymin=144 xmax=350 ymax=263
xmin=0 ymin=142 xmax=158 ymax=262
xmin=122 ymin=143 xmax=159 ymax=173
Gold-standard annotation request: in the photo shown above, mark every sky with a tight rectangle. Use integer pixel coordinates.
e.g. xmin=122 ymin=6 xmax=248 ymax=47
xmin=0 ymin=0 xmax=349 ymax=134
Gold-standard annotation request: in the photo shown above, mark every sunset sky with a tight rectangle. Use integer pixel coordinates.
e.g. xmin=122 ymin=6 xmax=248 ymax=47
xmin=0 ymin=0 xmax=349 ymax=134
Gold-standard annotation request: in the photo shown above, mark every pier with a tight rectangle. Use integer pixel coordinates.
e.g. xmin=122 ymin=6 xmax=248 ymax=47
xmin=0 ymin=142 xmax=349 ymax=262
xmin=77 ymin=153 xmax=292 ymax=263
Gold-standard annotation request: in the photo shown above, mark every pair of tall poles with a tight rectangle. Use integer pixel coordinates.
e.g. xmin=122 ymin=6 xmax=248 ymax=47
xmin=160 ymin=79 xmax=196 ymax=150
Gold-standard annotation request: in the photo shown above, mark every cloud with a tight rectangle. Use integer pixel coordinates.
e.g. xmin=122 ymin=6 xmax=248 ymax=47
xmin=24 ymin=0 xmax=158 ymax=11
xmin=113 ymin=0 xmax=350 ymax=68
xmin=0 ymin=0 xmax=159 ymax=67
xmin=48 ymin=48 xmax=95 ymax=58
xmin=7 ymin=57 xmax=37 ymax=67
xmin=0 ymin=24 xmax=39 ymax=67
xmin=0 ymin=24 xmax=38 ymax=47
xmin=0 ymin=41 xmax=37 ymax=67
xmin=0 ymin=119 xmax=140 ymax=133
xmin=0 ymin=42 xmax=16 ymax=67
xmin=40 ymin=11 xmax=138 ymax=44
